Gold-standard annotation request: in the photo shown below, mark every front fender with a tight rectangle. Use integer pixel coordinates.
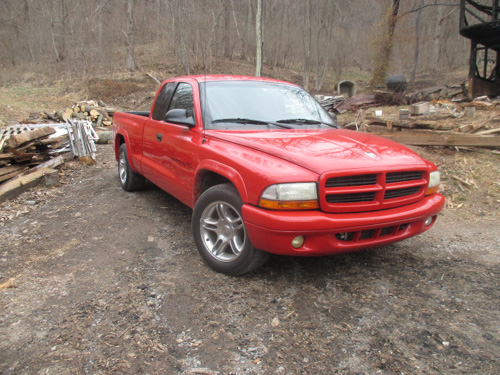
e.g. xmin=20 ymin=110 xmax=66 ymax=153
xmin=194 ymin=160 xmax=248 ymax=203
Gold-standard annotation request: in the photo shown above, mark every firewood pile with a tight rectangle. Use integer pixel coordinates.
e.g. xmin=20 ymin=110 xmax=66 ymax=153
xmin=42 ymin=100 xmax=115 ymax=127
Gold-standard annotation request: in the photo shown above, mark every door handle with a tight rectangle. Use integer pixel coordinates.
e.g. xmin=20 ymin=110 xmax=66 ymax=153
xmin=156 ymin=133 xmax=162 ymax=142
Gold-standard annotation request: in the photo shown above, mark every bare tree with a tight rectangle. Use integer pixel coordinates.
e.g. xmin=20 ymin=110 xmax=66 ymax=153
xmin=49 ymin=0 xmax=68 ymax=63
xmin=411 ymin=0 xmax=425 ymax=82
xmin=223 ymin=0 xmax=231 ymax=58
xmin=303 ymin=0 xmax=312 ymax=90
xmin=255 ymin=0 xmax=263 ymax=77
xmin=126 ymin=0 xmax=137 ymax=71
xmin=0 ymin=0 xmax=470 ymax=86
xmin=370 ymin=0 xmax=401 ymax=88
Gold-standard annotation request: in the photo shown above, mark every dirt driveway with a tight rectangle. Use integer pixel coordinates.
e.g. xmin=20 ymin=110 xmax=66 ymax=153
xmin=1 ymin=145 xmax=499 ymax=374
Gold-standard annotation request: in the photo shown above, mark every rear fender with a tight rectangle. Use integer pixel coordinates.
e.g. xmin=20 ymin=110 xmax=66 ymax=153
xmin=114 ymin=131 xmax=129 ymax=159
xmin=113 ymin=131 xmax=140 ymax=173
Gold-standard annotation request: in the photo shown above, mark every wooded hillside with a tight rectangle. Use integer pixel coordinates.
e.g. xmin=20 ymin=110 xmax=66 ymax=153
xmin=0 ymin=0 xmax=469 ymax=90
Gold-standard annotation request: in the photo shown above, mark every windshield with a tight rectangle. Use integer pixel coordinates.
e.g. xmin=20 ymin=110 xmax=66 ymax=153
xmin=200 ymin=80 xmax=337 ymax=130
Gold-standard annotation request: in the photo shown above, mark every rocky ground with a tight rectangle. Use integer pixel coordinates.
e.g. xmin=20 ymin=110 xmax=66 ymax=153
xmin=0 ymin=144 xmax=499 ymax=374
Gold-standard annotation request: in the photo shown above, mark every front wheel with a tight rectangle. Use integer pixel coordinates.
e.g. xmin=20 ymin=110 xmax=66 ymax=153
xmin=192 ymin=184 xmax=270 ymax=275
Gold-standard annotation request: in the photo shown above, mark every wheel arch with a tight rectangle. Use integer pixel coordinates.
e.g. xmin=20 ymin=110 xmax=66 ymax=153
xmin=114 ymin=132 xmax=128 ymax=161
xmin=194 ymin=161 xmax=248 ymax=205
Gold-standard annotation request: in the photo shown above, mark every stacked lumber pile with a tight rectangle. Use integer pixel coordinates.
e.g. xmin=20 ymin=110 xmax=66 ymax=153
xmin=321 ymin=82 xmax=468 ymax=115
xmin=317 ymin=96 xmax=345 ymax=112
xmin=0 ymin=125 xmax=68 ymax=202
xmin=44 ymin=100 xmax=115 ymax=127
xmin=406 ymin=83 xmax=466 ymax=102
xmin=345 ymin=98 xmax=500 ymax=149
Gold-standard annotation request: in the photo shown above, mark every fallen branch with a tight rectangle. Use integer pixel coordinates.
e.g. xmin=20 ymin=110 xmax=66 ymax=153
xmin=146 ymin=73 xmax=161 ymax=84
xmin=0 ymin=277 xmax=19 ymax=290
xmin=452 ymin=175 xmax=473 ymax=187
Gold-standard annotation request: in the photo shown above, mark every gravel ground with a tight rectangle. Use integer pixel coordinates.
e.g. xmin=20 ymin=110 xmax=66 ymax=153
xmin=1 ymin=144 xmax=499 ymax=375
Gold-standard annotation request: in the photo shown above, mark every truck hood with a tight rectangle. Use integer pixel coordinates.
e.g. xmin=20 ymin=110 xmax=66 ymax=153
xmin=206 ymin=129 xmax=431 ymax=174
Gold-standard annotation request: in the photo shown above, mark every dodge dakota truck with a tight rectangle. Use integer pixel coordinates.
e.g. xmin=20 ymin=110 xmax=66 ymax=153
xmin=113 ymin=75 xmax=445 ymax=275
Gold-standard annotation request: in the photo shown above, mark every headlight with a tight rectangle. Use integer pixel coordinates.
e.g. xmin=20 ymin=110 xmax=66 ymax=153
xmin=426 ymin=171 xmax=440 ymax=195
xmin=259 ymin=182 xmax=319 ymax=210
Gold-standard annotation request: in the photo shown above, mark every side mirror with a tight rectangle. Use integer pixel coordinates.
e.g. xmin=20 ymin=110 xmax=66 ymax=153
xmin=164 ymin=108 xmax=195 ymax=128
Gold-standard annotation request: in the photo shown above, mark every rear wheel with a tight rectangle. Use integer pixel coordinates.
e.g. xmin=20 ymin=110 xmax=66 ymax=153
xmin=192 ymin=184 xmax=270 ymax=275
xmin=118 ymin=143 xmax=146 ymax=191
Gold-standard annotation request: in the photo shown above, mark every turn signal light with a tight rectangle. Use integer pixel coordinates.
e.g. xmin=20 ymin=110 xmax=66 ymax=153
xmin=258 ymin=199 xmax=319 ymax=210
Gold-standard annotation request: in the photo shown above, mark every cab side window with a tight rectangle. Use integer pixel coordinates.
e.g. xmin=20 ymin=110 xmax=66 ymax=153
xmin=169 ymin=83 xmax=194 ymax=117
xmin=152 ymin=83 xmax=176 ymax=121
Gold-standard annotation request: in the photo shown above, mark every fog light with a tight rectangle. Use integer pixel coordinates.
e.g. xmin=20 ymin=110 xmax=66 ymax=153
xmin=424 ymin=216 xmax=433 ymax=226
xmin=292 ymin=236 xmax=304 ymax=249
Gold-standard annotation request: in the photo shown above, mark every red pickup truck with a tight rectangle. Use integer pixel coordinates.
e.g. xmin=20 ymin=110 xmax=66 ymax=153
xmin=113 ymin=75 xmax=444 ymax=275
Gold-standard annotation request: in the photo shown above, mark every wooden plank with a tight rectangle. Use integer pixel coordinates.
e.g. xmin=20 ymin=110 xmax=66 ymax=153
xmin=474 ymin=128 xmax=500 ymax=136
xmin=31 ymin=155 xmax=64 ymax=172
xmin=0 ymin=167 xmax=29 ymax=182
xmin=458 ymin=124 xmax=474 ymax=133
xmin=11 ymin=142 xmax=36 ymax=154
xmin=377 ymin=133 xmax=500 ymax=148
xmin=0 ymin=165 xmax=25 ymax=177
xmin=0 ymin=165 xmax=28 ymax=182
xmin=0 ymin=168 xmax=57 ymax=203
xmin=0 ymin=153 xmax=15 ymax=161
xmin=39 ymin=134 xmax=69 ymax=147
xmin=5 ymin=127 xmax=56 ymax=148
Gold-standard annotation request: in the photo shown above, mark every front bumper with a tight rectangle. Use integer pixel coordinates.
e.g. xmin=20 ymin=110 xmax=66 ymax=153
xmin=242 ymin=193 xmax=445 ymax=256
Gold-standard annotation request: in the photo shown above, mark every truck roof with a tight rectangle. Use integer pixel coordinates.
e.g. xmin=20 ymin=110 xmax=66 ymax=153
xmin=161 ymin=74 xmax=296 ymax=85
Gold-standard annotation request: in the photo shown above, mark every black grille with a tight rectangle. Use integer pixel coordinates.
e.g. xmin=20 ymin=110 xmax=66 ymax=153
xmin=359 ymin=230 xmax=374 ymax=240
xmin=326 ymin=174 xmax=377 ymax=187
xmin=327 ymin=192 xmax=376 ymax=203
xmin=380 ymin=226 xmax=394 ymax=236
xmin=386 ymin=171 xmax=423 ymax=183
xmin=384 ymin=186 xmax=420 ymax=199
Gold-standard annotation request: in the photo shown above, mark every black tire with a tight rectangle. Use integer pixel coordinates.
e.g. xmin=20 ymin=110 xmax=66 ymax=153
xmin=118 ymin=143 xmax=146 ymax=191
xmin=192 ymin=183 xmax=270 ymax=275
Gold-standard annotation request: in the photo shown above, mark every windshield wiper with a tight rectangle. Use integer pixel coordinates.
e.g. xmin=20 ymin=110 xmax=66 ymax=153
xmin=276 ymin=118 xmax=338 ymax=128
xmin=211 ymin=118 xmax=292 ymax=129
xmin=212 ymin=118 xmax=269 ymax=125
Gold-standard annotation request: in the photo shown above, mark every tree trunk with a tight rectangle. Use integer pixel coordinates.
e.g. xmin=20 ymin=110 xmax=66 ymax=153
xmin=223 ymin=0 xmax=231 ymax=58
xmin=23 ymin=0 xmax=35 ymax=64
xmin=59 ymin=0 xmax=68 ymax=62
xmin=97 ymin=0 xmax=105 ymax=52
xmin=50 ymin=0 xmax=68 ymax=63
xmin=255 ymin=0 xmax=263 ymax=77
xmin=126 ymin=0 xmax=137 ymax=71
xmin=315 ymin=1 xmax=335 ymax=91
xmin=177 ymin=0 xmax=190 ymax=74
xmin=411 ymin=0 xmax=424 ymax=82
xmin=370 ymin=0 xmax=401 ymax=89
xmin=431 ymin=0 xmax=444 ymax=72
xmin=303 ymin=0 xmax=312 ymax=90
